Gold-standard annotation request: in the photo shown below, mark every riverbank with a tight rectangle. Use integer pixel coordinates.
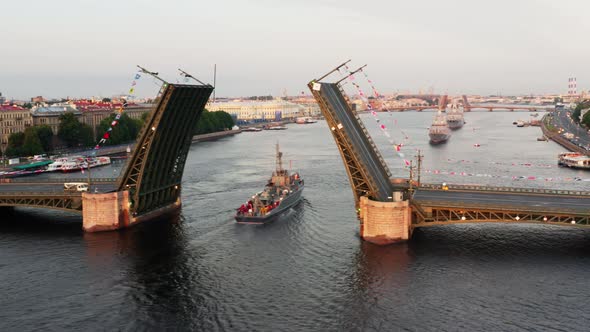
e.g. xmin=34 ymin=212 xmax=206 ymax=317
xmin=541 ymin=114 xmax=588 ymax=155
xmin=0 ymin=129 xmax=242 ymax=171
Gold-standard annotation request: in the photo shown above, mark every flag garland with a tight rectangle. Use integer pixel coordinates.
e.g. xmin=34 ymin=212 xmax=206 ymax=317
xmin=339 ymin=65 xmax=409 ymax=166
xmin=92 ymin=72 xmax=142 ymax=153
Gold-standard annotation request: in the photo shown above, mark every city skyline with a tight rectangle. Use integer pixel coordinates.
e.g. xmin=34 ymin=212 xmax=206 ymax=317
xmin=2 ymin=0 xmax=590 ymax=99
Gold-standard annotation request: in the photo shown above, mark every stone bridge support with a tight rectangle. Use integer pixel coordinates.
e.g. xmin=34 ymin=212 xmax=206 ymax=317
xmin=359 ymin=196 xmax=412 ymax=245
xmin=82 ymin=191 xmax=131 ymax=232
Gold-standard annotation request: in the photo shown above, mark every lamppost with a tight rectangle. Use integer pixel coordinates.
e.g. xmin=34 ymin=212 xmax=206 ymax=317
xmin=1 ymin=142 xmax=6 ymax=167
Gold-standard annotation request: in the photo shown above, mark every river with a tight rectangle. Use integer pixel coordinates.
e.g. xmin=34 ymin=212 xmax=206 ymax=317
xmin=1 ymin=111 xmax=590 ymax=331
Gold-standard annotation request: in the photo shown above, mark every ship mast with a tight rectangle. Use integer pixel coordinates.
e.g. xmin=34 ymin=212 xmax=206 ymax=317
xmin=275 ymin=143 xmax=284 ymax=175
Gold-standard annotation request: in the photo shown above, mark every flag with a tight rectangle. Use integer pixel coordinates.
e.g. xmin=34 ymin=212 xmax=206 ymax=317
xmin=131 ymin=81 xmax=137 ymax=86
xmin=102 ymin=132 xmax=110 ymax=139
xmin=404 ymin=159 xmax=410 ymax=166
xmin=135 ymin=73 xmax=141 ymax=79
xmin=111 ymin=120 xmax=117 ymax=126
xmin=129 ymin=88 xmax=135 ymax=94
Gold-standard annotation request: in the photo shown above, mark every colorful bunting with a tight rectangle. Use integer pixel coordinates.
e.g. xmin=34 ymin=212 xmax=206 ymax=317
xmin=91 ymin=70 xmax=142 ymax=154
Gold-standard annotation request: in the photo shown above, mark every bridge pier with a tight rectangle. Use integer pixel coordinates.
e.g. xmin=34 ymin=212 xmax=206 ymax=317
xmin=82 ymin=191 xmax=131 ymax=232
xmin=359 ymin=196 xmax=412 ymax=245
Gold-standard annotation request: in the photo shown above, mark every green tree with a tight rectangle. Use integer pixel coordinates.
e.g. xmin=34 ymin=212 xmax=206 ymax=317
xmin=572 ymin=100 xmax=590 ymax=124
xmin=22 ymin=127 xmax=43 ymax=156
xmin=36 ymin=125 xmax=54 ymax=152
xmin=193 ymin=110 xmax=235 ymax=135
xmin=58 ymin=112 xmax=94 ymax=147
xmin=6 ymin=132 xmax=25 ymax=157
xmin=102 ymin=97 xmax=111 ymax=103
xmin=96 ymin=113 xmax=141 ymax=145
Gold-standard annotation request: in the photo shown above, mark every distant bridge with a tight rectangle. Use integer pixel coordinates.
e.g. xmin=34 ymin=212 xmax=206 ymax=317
xmin=0 ymin=83 xmax=213 ymax=231
xmin=309 ymin=62 xmax=588 ymax=245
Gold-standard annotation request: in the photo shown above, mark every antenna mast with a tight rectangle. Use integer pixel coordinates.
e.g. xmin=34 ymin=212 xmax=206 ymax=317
xmin=137 ymin=65 xmax=168 ymax=84
xmin=178 ymin=68 xmax=208 ymax=85
xmin=275 ymin=143 xmax=284 ymax=175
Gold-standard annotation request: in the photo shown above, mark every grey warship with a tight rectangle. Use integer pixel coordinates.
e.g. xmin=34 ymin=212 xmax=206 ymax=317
xmin=235 ymin=144 xmax=304 ymax=224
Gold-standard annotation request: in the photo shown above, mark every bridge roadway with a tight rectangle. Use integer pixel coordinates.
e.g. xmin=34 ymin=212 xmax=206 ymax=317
xmin=413 ymin=188 xmax=590 ymax=215
xmin=322 ymin=83 xmax=393 ymax=201
xmin=0 ymin=182 xmax=117 ymax=193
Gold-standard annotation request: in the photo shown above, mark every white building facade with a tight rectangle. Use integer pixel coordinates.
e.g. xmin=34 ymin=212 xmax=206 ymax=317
xmin=207 ymin=100 xmax=304 ymax=123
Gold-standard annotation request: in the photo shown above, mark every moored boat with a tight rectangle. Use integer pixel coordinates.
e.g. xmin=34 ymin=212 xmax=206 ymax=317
xmin=558 ymin=152 xmax=590 ymax=169
xmin=235 ymin=144 xmax=304 ymax=224
xmin=242 ymin=127 xmax=262 ymax=132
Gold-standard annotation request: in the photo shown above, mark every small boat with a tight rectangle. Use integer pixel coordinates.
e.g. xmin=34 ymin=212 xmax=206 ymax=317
xmin=265 ymin=125 xmax=287 ymax=130
xmin=242 ymin=127 xmax=262 ymax=132
xmin=537 ymin=136 xmax=548 ymax=141
xmin=516 ymin=120 xmax=525 ymax=127
xmin=296 ymin=117 xmax=317 ymax=124
xmin=235 ymin=144 xmax=304 ymax=224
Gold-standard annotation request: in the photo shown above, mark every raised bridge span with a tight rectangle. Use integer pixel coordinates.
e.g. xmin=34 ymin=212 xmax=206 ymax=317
xmin=308 ymin=63 xmax=590 ymax=245
xmin=0 ymin=83 xmax=213 ymax=231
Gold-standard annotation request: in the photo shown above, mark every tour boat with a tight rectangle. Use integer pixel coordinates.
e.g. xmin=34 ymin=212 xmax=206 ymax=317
xmin=61 ymin=156 xmax=111 ymax=172
xmin=46 ymin=156 xmax=84 ymax=172
xmin=558 ymin=152 xmax=590 ymax=169
xmin=429 ymin=110 xmax=451 ymax=144
xmin=235 ymin=144 xmax=304 ymax=224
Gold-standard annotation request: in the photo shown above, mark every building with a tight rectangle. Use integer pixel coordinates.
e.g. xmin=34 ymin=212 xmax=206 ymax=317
xmin=31 ymin=104 xmax=82 ymax=134
xmin=207 ymin=99 xmax=304 ymax=123
xmin=0 ymin=104 xmax=33 ymax=146
xmin=31 ymin=101 xmax=153 ymax=137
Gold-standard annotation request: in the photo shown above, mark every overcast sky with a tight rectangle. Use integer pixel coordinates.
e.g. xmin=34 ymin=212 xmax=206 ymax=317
xmin=1 ymin=0 xmax=589 ymax=100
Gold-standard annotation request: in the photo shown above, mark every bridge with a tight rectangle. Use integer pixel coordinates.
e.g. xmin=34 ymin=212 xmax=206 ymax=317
xmin=308 ymin=62 xmax=590 ymax=245
xmin=0 ymin=82 xmax=213 ymax=232
xmin=367 ymin=96 xmax=554 ymax=112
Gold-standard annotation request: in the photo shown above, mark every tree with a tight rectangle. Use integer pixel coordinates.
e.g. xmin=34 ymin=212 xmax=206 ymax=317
xmin=102 ymin=97 xmax=111 ymax=103
xmin=194 ymin=110 xmax=234 ymax=135
xmin=58 ymin=112 xmax=93 ymax=148
xmin=36 ymin=125 xmax=54 ymax=152
xmin=96 ymin=113 xmax=142 ymax=145
xmin=22 ymin=127 xmax=43 ymax=156
xmin=5 ymin=132 xmax=25 ymax=157
xmin=572 ymin=100 xmax=590 ymax=124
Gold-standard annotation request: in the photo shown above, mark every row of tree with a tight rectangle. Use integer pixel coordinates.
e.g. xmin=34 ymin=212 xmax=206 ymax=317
xmin=2 ymin=110 xmax=234 ymax=157
xmin=194 ymin=110 xmax=234 ymax=135
xmin=571 ymin=100 xmax=590 ymax=126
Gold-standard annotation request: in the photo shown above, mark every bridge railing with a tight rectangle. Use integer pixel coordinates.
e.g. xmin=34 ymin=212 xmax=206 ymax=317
xmin=5 ymin=177 xmax=119 ymax=184
xmin=418 ymin=183 xmax=590 ymax=197
xmin=0 ymin=191 xmax=81 ymax=197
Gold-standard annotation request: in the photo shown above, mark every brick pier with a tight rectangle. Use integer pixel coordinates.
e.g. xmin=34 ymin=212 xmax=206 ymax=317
xmin=359 ymin=196 xmax=412 ymax=245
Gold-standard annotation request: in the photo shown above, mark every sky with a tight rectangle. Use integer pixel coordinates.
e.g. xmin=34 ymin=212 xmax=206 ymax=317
xmin=1 ymin=0 xmax=590 ymax=100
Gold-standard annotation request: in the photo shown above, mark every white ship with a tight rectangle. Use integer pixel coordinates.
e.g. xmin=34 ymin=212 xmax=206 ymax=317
xmin=446 ymin=103 xmax=465 ymax=130
xmin=429 ymin=110 xmax=451 ymax=144
xmin=60 ymin=156 xmax=111 ymax=172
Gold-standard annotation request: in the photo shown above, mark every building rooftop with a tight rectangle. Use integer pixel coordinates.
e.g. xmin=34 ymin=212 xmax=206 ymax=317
xmin=0 ymin=104 xmax=26 ymax=111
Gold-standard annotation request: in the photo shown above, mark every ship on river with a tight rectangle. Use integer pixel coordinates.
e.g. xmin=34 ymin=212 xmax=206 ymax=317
xmin=446 ymin=103 xmax=465 ymax=130
xmin=429 ymin=110 xmax=451 ymax=144
xmin=235 ymin=144 xmax=304 ymax=224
